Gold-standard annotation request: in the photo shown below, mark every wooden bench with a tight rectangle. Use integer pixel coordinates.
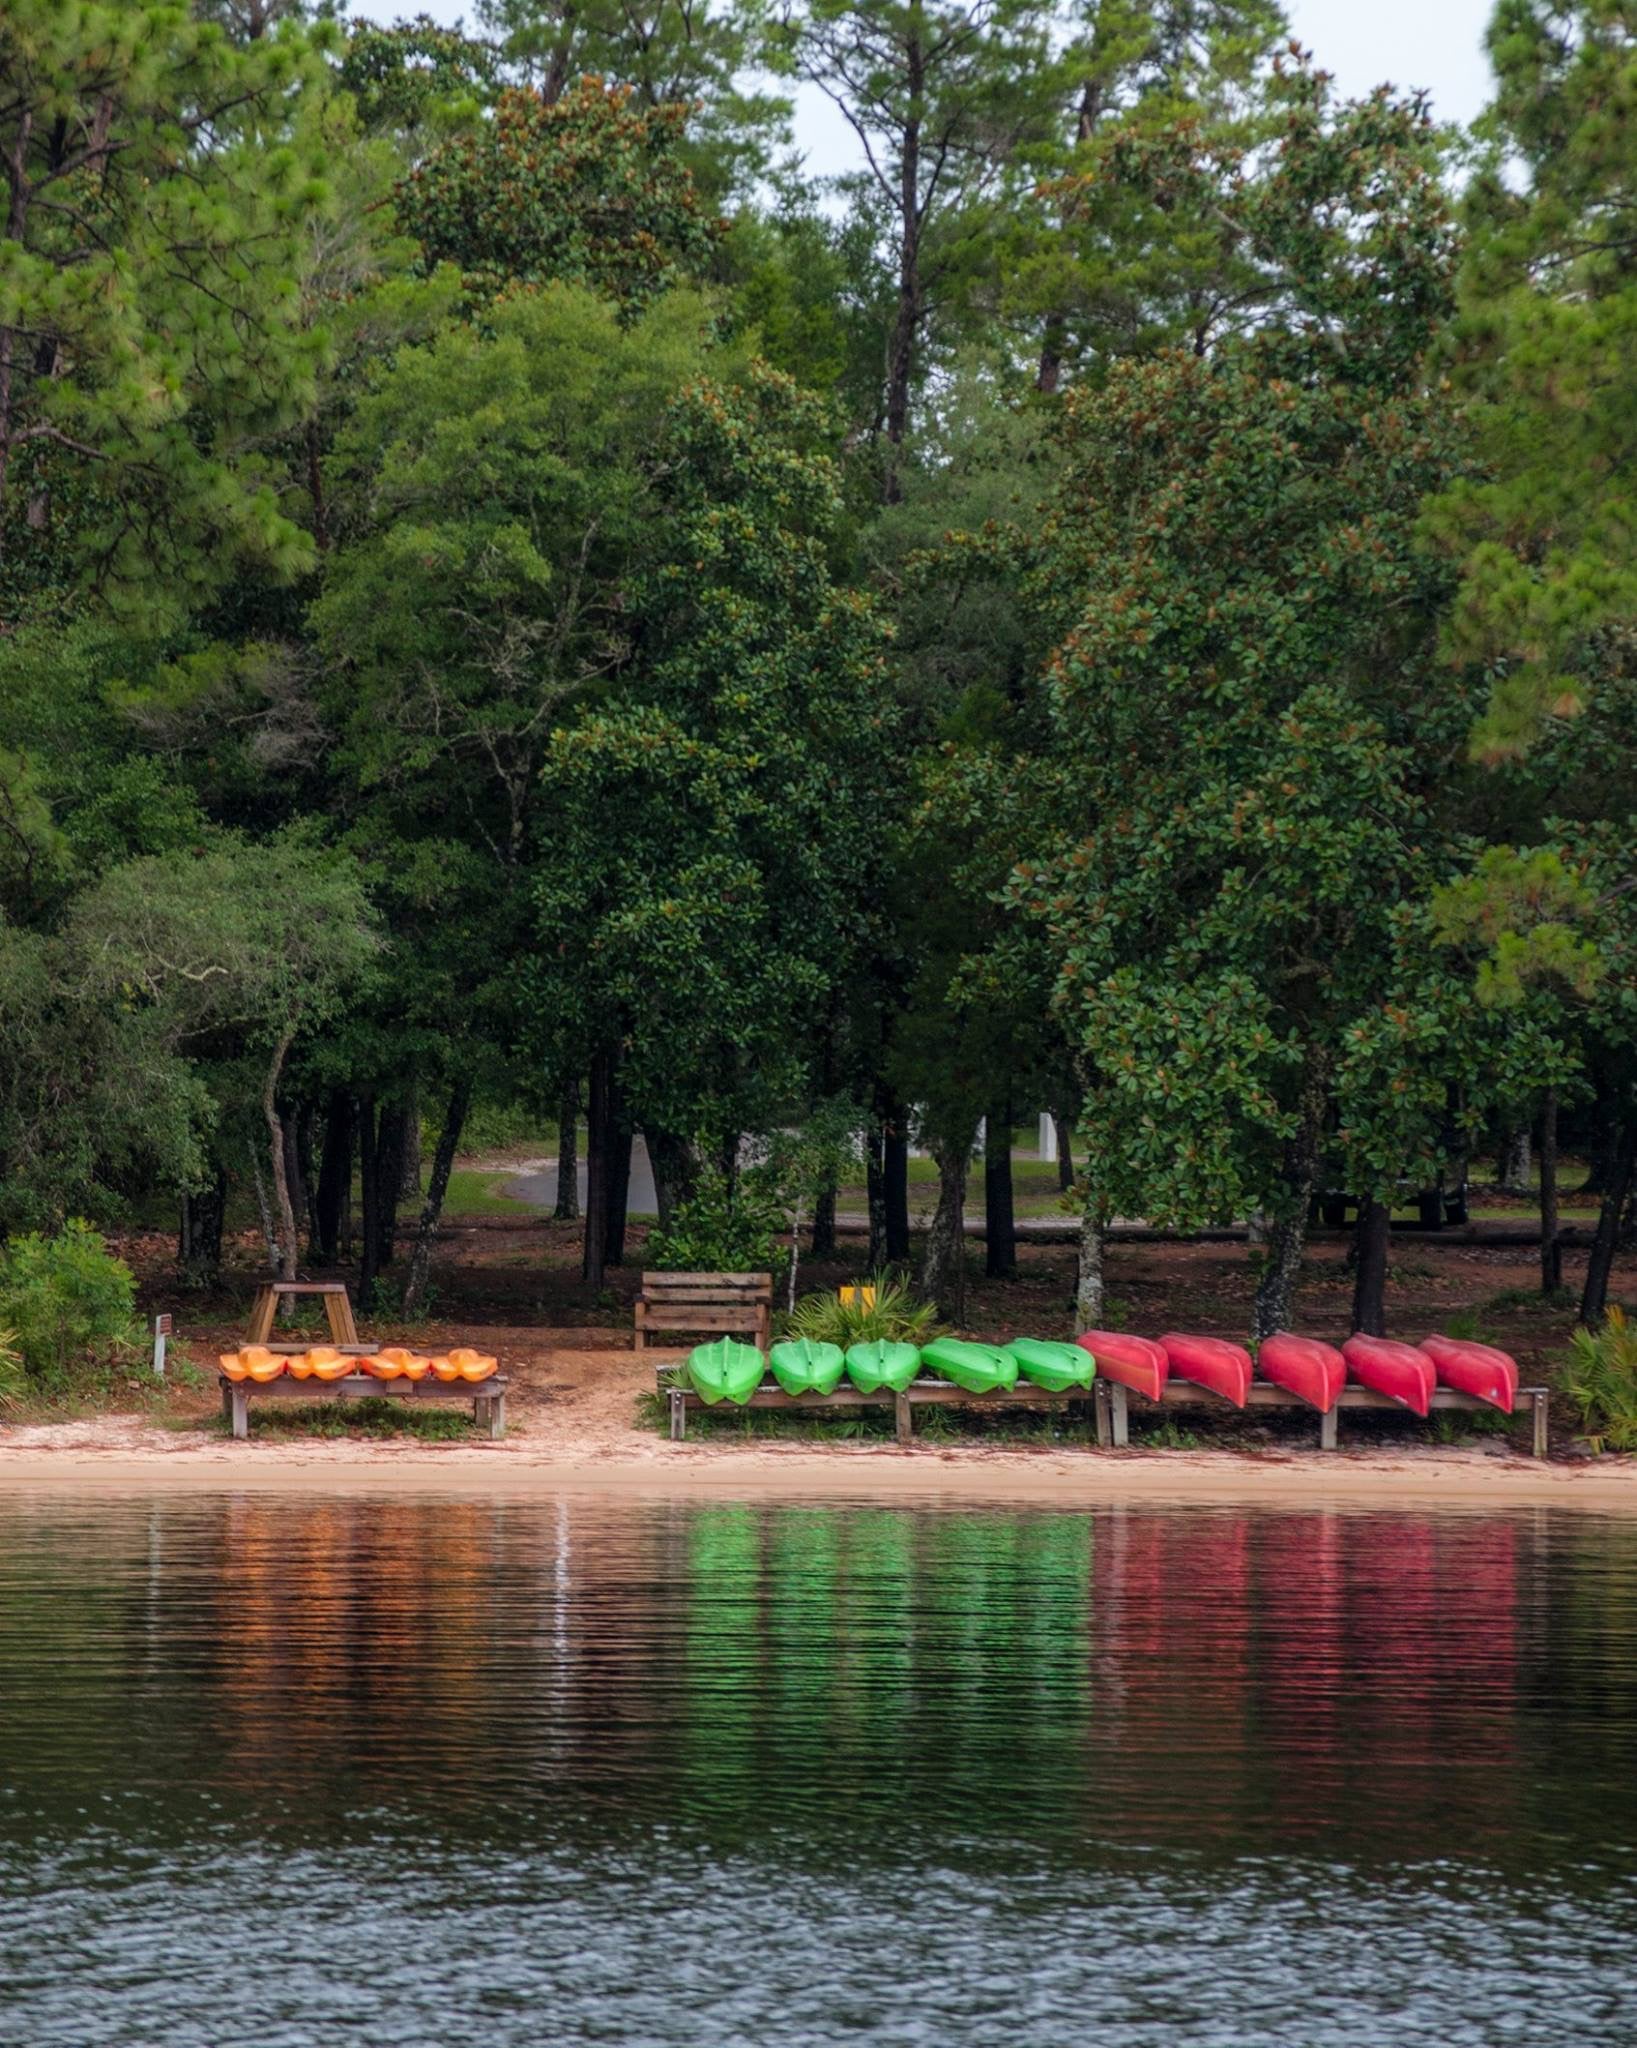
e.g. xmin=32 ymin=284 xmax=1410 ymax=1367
xmin=634 ymin=1271 xmax=772 ymax=1354
xmin=220 ymin=1360 xmax=509 ymax=1442
xmin=659 ymin=1367 xmax=1100 ymax=1444
xmin=245 ymin=1280 xmax=359 ymax=1348
xmin=1099 ymin=1378 xmax=1551 ymax=1458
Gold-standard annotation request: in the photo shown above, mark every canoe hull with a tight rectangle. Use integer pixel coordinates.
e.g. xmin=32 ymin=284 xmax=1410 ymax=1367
xmin=687 ymin=1338 xmax=766 ymax=1407
xmin=845 ymin=1340 xmax=921 ymax=1394
xmin=1159 ymin=1333 xmax=1252 ymax=1409
xmin=1343 ymin=1335 xmax=1435 ymax=1416
xmin=1419 ymin=1334 xmax=1518 ymax=1413
xmin=1005 ymin=1338 xmax=1095 ymax=1393
xmin=769 ymin=1338 xmax=847 ymax=1397
xmin=920 ymin=1338 xmax=1019 ymax=1395
xmin=1258 ymin=1333 xmax=1346 ymax=1414
xmin=1077 ymin=1331 xmax=1168 ymax=1403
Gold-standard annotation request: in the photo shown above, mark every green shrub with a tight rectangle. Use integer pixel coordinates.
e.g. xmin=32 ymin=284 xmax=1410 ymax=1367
xmin=1559 ymin=1307 xmax=1637 ymax=1453
xmin=0 ymin=1330 xmax=22 ymax=1406
xmin=646 ymin=1164 xmax=785 ymax=1275
xmin=782 ymin=1269 xmax=940 ymax=1348
xmin=0 ymin=1220 xmax=139 ymax=1385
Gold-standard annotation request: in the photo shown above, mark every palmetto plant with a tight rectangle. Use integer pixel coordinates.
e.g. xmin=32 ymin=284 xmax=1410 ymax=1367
xmin=0 ymin=1330 xmax=22 ymax=1406
xmin=1559 ymin=1307 xmax=1637 ymax=1453
xmin=781 ymin=1271 xmax=941 ymax=1349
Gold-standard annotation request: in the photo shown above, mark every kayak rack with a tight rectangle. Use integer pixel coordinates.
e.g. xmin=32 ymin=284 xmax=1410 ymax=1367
xmin=659 ymin=1367 xmax=1550 ymax=1457
xmin=660 ymin=1370 xmax=1100 ymax=1446
xmin=1099 ymin=1379 xmax=1550 ymax=1459
xmin=220 ymin=1365 xmax=509 ymax=1441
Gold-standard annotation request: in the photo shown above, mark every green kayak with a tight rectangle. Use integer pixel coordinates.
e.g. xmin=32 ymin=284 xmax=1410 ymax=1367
xmin=845 ymin=1339 xmax=922 ymax=1394
xmin=920 ymin=1337 xmax=1018 ymax=1394
xmin=1005 ymin=1338 xmax=1096 ymax=1393
xmin=686 ymin=1337 xmax=766 ymax=1406
xmin=769 ymin=1338 xmax=847 ymax=1397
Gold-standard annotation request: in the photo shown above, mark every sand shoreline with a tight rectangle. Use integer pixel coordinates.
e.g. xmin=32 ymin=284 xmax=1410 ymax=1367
xmin=2 ymin=1418 xmax=1635 ymax=1512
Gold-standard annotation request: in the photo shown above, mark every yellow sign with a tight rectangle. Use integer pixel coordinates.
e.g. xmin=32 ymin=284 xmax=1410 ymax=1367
xmin=839 ymin=1285 xmax=877 ymax=1309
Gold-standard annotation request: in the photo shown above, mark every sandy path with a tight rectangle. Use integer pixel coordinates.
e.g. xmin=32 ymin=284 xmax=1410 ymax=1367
xmin=1 ymin=1340 xmax=1634 ymax=1511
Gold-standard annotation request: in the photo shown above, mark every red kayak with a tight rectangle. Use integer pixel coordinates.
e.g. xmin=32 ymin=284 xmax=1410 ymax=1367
xmin=1343 ymin=1335 xmax=1435 ymax=1417
xmin=1419 ymin=1334 xmax=1518 ymax=1414
xmin=1258 ymin=1332 xmax=1346 ymax=1413
xmin=1076 ymin=1330 xmax=1168 ymax=1403
xmin=1159 ymin=1333 xmax=1251 ymax=1408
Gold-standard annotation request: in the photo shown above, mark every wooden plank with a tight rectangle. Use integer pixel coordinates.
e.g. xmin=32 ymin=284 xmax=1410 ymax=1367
xmin=225 ymin=1372 xmax=509 ymax=1402
xmin=642 ymin=1272 xmax=771 ymax=1292
xmin=244 ymin=1285 xmax=276 ymax=1346
xmin=270 ymin=1281 xmax=351 ymax=1295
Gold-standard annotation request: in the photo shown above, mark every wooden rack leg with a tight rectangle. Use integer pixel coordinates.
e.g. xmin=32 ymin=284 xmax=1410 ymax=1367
xmin=1110 ymin=1383 xmax=1129 ymax=1448
xmin=220 ymin=1381 xmax=234 ymax=1425
xmin=245 ymin=1285 xmax=276 ymax=1345
xmin=669 ymin=1387 xmax=686 ymax=1441
xmin=1093 ymin=1382 xmax=1112 ymax=1449
xmin=231 ymin=1387 xmax=250 ymax=1441
xmin=1532 ymin=1392 xmax=1549 ymax=1461
xmin=894 ymin=1391 xmax=913 ymax=1444
xmin=1319 ymin=1407 xmax=1338 ymax=1452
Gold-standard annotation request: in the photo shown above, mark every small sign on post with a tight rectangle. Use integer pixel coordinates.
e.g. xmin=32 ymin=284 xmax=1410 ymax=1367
xmin=153 ymin=1313 xmax=172 ymax=1378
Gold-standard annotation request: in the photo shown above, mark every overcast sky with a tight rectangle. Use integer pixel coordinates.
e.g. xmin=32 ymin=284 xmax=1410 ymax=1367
xmin=404 ymin=0 xmax=1500 ymax=176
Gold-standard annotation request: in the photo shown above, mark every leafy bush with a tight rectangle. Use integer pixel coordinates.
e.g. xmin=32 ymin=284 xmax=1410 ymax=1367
xmin=0 ymin=1330 xmax=22 ymax=1407
xmin=0 ymin=1220 xmax=139 ymax=1385
xmin=782 ymin=1270 xmax=940 ymax=1348
xmin=1559 ymin=1307 xmax=1637 ymax=1453
xmin=645 ymin=1164 xmax=785 ymax=1275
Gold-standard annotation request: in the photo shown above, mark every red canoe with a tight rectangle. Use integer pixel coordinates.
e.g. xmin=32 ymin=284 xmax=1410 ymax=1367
xmin=1343 ymin=1335 xmax=1435 ymax=1417
xmin=1076 ymin=1330 xmax=1168 ymax=1403
xmin=1258 ymin=1332 xmax=1346 ymax=1414
xmin=1419 ymin=1334 xmax=1518 ymax=1414
xmin=1159 ymin=1333 xmax=1252 ymax=1409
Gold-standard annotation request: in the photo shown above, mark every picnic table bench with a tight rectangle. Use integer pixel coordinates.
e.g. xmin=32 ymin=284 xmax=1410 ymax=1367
xmin=635 ymin=1271 xmax=772 ymax=1354
xmin=245 ymin=1280 xmax=359 ymax=1348
xmin=220 ymin=1348 xmax=510 ymax=1441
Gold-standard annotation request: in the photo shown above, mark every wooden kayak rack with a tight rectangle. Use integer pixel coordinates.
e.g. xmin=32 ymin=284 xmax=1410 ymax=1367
xmin=220 ymin=1353 xmax=509 ymax=1442
xmin=659 ymin=1367 xmax=1550 ymax=1457
xmin=1102 ymin=1378 xmax=1549 ymax=1458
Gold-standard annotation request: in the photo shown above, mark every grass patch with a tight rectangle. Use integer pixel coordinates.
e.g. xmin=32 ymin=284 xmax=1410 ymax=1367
xmin=442 ymin=1169 xmax=530 ymax=1219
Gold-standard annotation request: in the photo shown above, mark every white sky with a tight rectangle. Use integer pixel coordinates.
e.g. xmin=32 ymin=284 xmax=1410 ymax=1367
xmin=402 ymin=0 xmax=1500 ymax=177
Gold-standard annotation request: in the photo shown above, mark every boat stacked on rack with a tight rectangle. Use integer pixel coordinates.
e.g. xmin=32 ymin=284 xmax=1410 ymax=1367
xmin=216 ymin=1346 xmax=498 ymax=1384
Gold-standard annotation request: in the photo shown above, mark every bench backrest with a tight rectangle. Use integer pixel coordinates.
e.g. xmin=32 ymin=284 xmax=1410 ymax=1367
xmin=640 ymin=1271 xmax=772 ymax=1305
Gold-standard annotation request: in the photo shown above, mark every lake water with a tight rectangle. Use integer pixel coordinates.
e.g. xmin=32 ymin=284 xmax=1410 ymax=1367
xmin=0 ymin=1493 xmax=1633 ymax=2047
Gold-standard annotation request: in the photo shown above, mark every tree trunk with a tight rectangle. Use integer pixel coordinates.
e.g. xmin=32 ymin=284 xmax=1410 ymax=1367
xmin=1351 ymin=1199 xmax=1390 ymax=1336
xmin=314 ymin=1090 xmax=352 ymax=1265
xmin=1500 ymin=1126 xmax=1531 ymax=1192
xmin=281 ymin=1110 xmax=307 ymax=1267
xmin=1580 ymin=1116 xmax=1637 ymax=1327
xmin=1073 ymin=1204 xmax=1105 ymax=1333
xmin=356 ymin=1094 xmax=380 ymax=1312
xmin=865 ymin=1116 xmax=888 ymax=1271
xmin=178 ymin=1165 xmax=229 ymax=1289
xmin=262 ymin=1025 xmax=299 ymax=1281
xmin=1580 ymin=1081 xmax=1618 ymax=1195
xmin=810 ymin=1177 xmax=837 ymax=1259
xmin=294 ymin=1105 xmax=320 ymax=1253
xmin=1252 ymin=1056 xmax=1327 ymax=1338
xmin=402 ymin=1075 xmax=473 ymax=1317
xmin=1540 ymin=1089 xmax=1562 ymax=1296
xmin=918 ymin=1126 xmax=972 ymax=1322
xmin=1036 ymin=311 xmax=1067 ymax=395
xmin=1054 ymin=1111 xmax=1075 ymax=1193
xmin=398 ymin=1082 xmax=422 ymax=1203
xmin=646 ymin=1127 xmax=696 ymax=1230
xmin=984 ymin=1099 xmax=1016 ymax=1278
xmin=582 ymin=1051 xmax=611 ymax=1289
xmin=885 ymin=1119 xmax=910 ymax=1264
xmin=373 ymin=1103 xmax=406 ymax=1272
xmin=553 ymin=1083 xmax=580 ymax=1221
xmin=882 ymin=51 xmax=923 ymax=504
xmin=603 ymin=1099 xmax=632 ymax=1269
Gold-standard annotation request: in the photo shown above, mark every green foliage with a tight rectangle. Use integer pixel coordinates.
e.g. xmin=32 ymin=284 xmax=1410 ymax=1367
xmin=1559 ymin=1306 xmax=1637 ymax=1453
xmin=0 ymin=1330 xmax=22 ymax=1407
xmin=645 ymin=1164 xmax=785 ymax=1275
xmin=0 ymin=1222 xmax=139 ymax=1386
xmin=396 ymin=77 xmax=721 ymax=312
xmin=782 ymin=1270 xmax=940 ymax=1347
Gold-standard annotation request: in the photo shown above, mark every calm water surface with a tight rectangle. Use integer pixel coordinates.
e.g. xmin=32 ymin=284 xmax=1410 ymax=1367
xmin=0 ymin=1493 xmax=1634 ymax=2046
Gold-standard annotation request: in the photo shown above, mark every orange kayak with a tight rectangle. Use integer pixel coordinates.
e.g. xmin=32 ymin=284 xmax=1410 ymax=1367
xmin=308 ymin=1350 xmax=355 ymax=1382
xmin=447 ymin=1347 xmax=498 ymax=1384
xmin=285 ymin=1351 xmax=316 ymax=1380
xmin=217 ymin=1351 xmax=249 ymax=1383
xmin=428 ymin=1355 xmax=461 ymax=1383
xmin=372 ymin=1347 xmax=431 ymax=1382
xmin=239 ymin=1347 xmax=285 ymax=1384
